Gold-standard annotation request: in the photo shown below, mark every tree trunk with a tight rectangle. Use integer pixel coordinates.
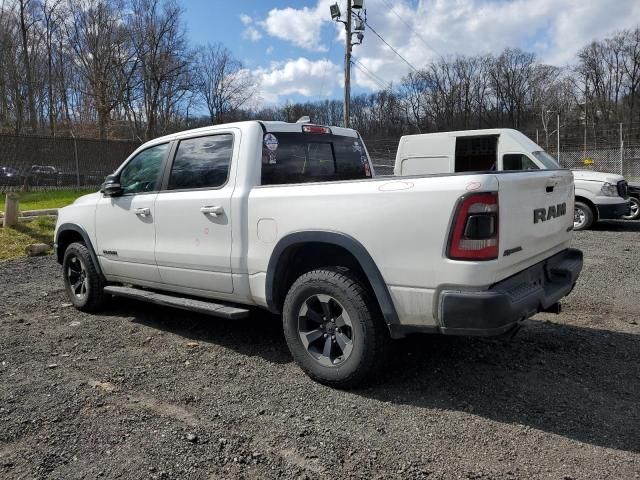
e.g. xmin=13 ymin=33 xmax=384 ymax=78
xmin=19 ymin=0 xmax=38 ymax=133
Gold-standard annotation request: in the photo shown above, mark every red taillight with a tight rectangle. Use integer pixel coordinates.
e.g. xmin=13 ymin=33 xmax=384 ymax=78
xmin=302 ymin=124 xmax=331 ymax=134
xmin=447 ymin=192 xmax=499 ymax=261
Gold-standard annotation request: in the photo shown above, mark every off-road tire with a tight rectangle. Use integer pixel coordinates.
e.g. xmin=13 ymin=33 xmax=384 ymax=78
xmin=62 ymin=242 xmax=107 ymax=312
xmin=282 ymin=268 xmax=390 ymax=388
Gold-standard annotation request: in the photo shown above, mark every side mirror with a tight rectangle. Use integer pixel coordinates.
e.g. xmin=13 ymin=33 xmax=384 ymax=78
xmin=100 ymin=174 xmax=123 ymax=196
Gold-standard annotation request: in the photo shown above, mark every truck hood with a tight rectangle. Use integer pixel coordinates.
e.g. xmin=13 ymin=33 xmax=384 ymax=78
xmin=571 ymin=169 xmax=625 ymax=184
xmin=70 ymin=191 xmax=101 ymax=206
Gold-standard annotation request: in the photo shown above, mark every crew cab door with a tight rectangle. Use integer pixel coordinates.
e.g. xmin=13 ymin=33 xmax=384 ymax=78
xmin=95 ymin=142 xmax=170 ymax=283
xmin=153 ymin=132 xmax=235 ymax=294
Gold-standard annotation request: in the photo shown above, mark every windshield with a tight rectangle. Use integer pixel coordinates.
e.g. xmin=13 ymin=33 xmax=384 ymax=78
xmin=532 ymin=150 xmax=560 ymax=169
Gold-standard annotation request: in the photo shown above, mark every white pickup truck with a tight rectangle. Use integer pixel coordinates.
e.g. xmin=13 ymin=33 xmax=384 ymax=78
xmin=54 ymin=120 xmax=583 ymax=387
xmin=394 ymin=128 xmax=631 ymax=230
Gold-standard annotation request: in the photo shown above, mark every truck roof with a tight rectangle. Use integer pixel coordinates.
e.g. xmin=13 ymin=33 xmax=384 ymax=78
xmin=398 ymin=128 xmax=541 ymax=154
xmin=145 ymin=120 xmax=358 ymax=148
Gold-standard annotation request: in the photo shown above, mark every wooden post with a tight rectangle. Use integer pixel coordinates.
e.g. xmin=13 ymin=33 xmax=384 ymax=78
xmin=3 ymin=193 xmax=19 ymax=228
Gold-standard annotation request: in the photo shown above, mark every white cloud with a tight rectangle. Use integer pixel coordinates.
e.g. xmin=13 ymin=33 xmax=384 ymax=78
xmin=243 ymin=26 xmax=262 ymax=42
xmin=266 ymin=46 xmax=274 ymax=55
xmin=260 ymin=0 xmax=334 ymax=52
xmin=255 ymin=0 xmax=640 ymax=91
xmin=253 ymin=58 xmax=342 ymax=104
xmin=239 ymin=14 xmax=263 ymax=42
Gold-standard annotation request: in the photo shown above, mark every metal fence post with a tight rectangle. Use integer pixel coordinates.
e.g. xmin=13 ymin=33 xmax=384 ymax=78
xmin=619 ymin=123 xmax=624 ymax=176
xmin=557 ymin=113 xmax=560 ymax=164
xmin=71 ymin=131 xmax=80 ymax=187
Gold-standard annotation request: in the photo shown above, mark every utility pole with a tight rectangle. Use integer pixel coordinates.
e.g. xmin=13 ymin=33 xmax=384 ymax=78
xmin=344 ymin=1 xmax=352 ymax=128
xmin=330 ymin=1 xmax=365 ymax=128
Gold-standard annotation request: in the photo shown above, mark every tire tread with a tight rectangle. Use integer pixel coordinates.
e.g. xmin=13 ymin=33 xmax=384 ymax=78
xmin=283 ymin=267 xmax=390 ymax=388
xmin=63 ymin=242 xmax=107 ymax=312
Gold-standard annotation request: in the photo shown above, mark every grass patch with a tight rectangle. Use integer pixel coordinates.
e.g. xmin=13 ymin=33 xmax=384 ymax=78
xmin=0 ymin=217 xmax=57 ymax=260
xmin=0 ymin=189 xmax=93 ymax=260
xmin=0 ymin=188 xmax=95 ymax=211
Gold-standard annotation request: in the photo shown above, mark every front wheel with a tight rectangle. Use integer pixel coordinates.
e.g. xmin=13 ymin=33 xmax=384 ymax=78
xmin=62 ymin=242 xmax=107 ymax=312
xmin=622 ymin=197 xmax=640 ymax=221
xmin=282 ymin=268 xmax=390 ymax=388
xmin=573 ymin=201 xmax=594 ymax=231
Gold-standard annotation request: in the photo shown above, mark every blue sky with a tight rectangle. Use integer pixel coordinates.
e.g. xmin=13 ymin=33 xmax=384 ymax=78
xmin=180 ymin=0 xmax=640 ymax=107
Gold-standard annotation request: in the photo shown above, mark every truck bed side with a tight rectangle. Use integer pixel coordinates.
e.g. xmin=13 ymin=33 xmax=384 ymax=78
xmin=246 ymin=169 xmax=574 ymax=327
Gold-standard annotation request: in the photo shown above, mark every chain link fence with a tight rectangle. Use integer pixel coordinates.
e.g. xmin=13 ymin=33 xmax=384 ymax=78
xmin=552 ymin=146 xmax=640 ymax=182
xmin=366 ymin=139 xmax=398 ymax=176
xmin=1 ymin=133 xmax=638 ymax=191
xmin=0 ymin=134 xmax=140 ymax=192
xmin=366 ymin=138 xmax=640 ymax=182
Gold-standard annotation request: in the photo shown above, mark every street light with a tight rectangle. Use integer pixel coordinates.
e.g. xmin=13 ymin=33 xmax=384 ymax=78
xmin=330 ymin=3 xmax=341 ymax=20
xmin=330 ymin=1 xmax=367 ymax=128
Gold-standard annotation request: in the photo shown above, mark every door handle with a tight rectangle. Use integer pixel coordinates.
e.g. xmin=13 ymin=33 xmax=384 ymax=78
xmin=134 ymin=207 xmax=151 ymax=216
xmin=200 ymin=205 xmax=224 ymax=216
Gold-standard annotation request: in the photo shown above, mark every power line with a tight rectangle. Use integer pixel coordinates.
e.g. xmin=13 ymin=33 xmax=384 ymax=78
xmin=363 ymin=19 xmax=420 ymax=74
xmin=379 ymin=0 xmax=443 ymax=59
xmin=351 ymin=56 xmax=391 ymax=89
xmin=351 ymin=60 xmax=389 ymax=91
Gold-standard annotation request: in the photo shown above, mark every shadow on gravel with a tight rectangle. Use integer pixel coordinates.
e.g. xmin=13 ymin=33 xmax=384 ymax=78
xmin=100 ymin=299 xmax=292 ymax=365
xmin=590 ymin=219 xmax=640 ymax=232
xmin=361 ymin=319 xmax=640 ymax=453
xmin=98 ymin=299 xmax=639 ymax=453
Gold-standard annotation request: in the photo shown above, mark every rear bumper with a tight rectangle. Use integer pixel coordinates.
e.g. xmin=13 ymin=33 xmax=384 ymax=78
xmin=596 ymin=201 xmax=630 ymax=219
xmin=437 ymin=248 xmax=583 ymax=336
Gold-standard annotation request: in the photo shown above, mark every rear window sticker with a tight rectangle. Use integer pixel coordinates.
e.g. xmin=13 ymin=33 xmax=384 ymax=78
xmin=264 ymin=133 xmax=279 ymax=151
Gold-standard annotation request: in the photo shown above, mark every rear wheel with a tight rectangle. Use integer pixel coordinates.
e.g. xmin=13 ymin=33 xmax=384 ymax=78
xmin=62 ymin=242 xmax=107 ymax=312
xmin=622 ymin=197 xmax=640 ymax=221
xmin=282 ymin=268 xmax=390 ymax=388
xmin=573 ymin=201 xmax=594 ymax=231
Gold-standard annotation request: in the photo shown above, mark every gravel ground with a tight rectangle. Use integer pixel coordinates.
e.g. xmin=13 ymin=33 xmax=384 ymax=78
xmin=1 ymin=221 xmax=639 ymax=479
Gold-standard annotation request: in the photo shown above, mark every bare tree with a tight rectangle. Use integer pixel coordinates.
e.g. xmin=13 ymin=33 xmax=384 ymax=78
xmin=622 ymin=28 xmax=640 ymax=137
xmin=128 ymin=0 xmax=191 ymax=139
xmin=17 ymin=0 xmax=39 ymax=132
xmin=489 ymin=48 xmax=536 ymax=128
xmin=194 ymin=43 xmax=255 ymax=124
xmin=66 ymin=0 xmax=137 ymax=138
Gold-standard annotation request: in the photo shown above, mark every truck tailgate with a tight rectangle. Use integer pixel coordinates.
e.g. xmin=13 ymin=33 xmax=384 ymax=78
xmin=495 ymin=169 xmax=574 ymax=281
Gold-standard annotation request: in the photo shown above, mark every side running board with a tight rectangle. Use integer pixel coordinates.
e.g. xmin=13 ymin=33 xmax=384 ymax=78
xmin=104 ymin=286 xmax=250 ymax=319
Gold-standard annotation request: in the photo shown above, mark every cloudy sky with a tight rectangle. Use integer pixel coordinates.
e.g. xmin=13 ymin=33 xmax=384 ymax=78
xmin=182 ymin=0 xmax=640 ymax=105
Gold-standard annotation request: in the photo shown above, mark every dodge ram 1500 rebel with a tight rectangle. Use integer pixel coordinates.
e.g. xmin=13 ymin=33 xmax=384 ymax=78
xmin=55 ymin=120 xmax=583 ymax=387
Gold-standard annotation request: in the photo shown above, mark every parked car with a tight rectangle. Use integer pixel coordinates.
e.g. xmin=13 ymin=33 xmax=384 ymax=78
xmin=0 ymin=166 xmax=23 ymax=186
xmin=393 ymin=128 xmax=631 ymax=231
xmin=29 ymin=164 xmax=60 ymax=186
xmin=54 ymin=120 xmax=583 ymax=387
xmin=622 ymin=182 xmax=640 ymax=220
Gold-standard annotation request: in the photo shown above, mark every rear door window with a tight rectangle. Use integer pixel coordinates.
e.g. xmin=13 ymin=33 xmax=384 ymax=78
xmin=260 ymin=132 xmax=371 ymax=185
xmin=168 ymin=134 xmax=233 ymax=190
